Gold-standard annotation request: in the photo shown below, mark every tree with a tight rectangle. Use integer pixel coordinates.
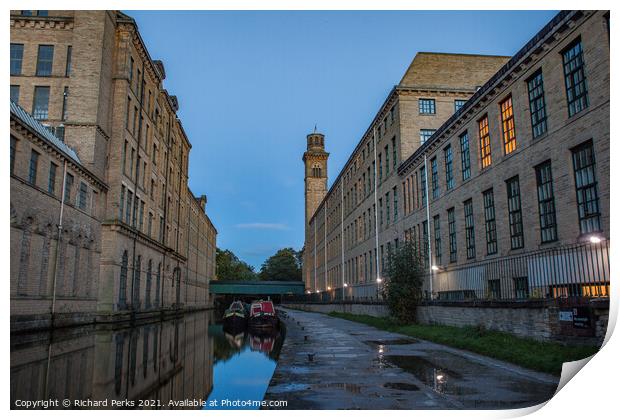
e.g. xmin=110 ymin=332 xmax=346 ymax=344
xmin=383 ymin=241 xmax=426 ymax=323
xmin=215 ymin=248 xmax=257 ymax=281
xmin=259 ymin=248 xmax=302 ymax=281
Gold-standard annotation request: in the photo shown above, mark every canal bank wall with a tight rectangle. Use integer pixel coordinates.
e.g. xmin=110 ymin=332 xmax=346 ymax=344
xmin=282 ymin=300 xmax=609 ymax=346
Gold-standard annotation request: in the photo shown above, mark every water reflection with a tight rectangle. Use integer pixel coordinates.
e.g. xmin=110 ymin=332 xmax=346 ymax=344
xmin=11 ymin=311 xmax=215 ymax=409
xmin=205 ymin=325 xmax=284 ymax=410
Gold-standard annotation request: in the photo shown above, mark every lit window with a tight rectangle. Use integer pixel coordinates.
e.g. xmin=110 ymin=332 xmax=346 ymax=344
xmin=500 ymin=96 xmax=516 ymax=154
xmin=478 ymin=116 xmax=491 ymax=169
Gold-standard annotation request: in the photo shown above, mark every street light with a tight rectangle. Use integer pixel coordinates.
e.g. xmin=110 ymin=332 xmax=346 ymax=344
xmin=589 ymin=235 xmax=604 ymax=244
xmin=327 ymin=286 xmax=331 ymax=291
xmin=343 ymin=283 xmax=348 ymax=288
xmin=376 ymin=277 xmax=382 ymax=283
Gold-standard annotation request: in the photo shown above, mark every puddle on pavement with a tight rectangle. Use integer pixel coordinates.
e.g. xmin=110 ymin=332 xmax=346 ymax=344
xmin=384 ymin=355 xmax=475 ymax=396
xmin=383 ymin=382 xmax=420 ymax=391
xmin=364 ymin=338 xmax=419 ymax=346
xmin=313 ymin=382 xmax=362 ymax=394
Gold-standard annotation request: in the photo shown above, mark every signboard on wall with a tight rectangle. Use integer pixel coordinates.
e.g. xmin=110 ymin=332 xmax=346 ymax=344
xmin=572 ymin=307 xmax=592 ymax=329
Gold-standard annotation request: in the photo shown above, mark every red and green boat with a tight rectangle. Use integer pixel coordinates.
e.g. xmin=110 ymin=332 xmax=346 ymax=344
xmin=248 ymin=300 xmax=279 ymax=331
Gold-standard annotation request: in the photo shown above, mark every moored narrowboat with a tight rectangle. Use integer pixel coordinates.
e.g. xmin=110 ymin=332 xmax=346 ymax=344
xmin=248 ymin=300 xmax=279 ymax=331
xmin=222 ymin=300 xmax=248 ymax=333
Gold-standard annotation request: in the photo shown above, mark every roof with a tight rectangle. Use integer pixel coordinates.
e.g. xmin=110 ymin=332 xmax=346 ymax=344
xmin=399 ymin=52 xmax=510 ymax=90
xmin=10 ymin=100 xmax=81 ymax=163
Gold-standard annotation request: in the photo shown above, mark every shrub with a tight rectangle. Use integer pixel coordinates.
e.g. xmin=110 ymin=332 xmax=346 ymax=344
xmin=383 ymin=241 xmax=426 ymax=323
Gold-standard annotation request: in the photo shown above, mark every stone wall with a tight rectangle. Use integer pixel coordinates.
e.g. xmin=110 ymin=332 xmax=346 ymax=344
xmin=283 ymin=300 xmax=609 ymax=346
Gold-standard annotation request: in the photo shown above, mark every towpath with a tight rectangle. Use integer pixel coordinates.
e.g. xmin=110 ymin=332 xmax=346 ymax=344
xmin=264 ymin=308 xmax=560 ymax=409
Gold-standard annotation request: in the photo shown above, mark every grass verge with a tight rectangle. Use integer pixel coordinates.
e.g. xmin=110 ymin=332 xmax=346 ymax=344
xmin=328 ymin=311 xmax=599 ymax=375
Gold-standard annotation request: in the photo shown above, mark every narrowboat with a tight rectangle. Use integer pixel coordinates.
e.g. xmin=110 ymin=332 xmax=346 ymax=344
xmin=248 ymin=300 xmax=279 ymax=331
xmin=222 ymin=300 xmax=248 ymax=333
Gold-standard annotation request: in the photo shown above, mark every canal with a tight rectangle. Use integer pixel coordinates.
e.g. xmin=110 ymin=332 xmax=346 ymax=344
xmin=10 ymin=310 xmax=284 ymax=409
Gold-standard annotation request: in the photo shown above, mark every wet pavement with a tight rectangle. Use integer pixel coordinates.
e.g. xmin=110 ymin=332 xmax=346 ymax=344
xmin=264 ymin=308 xmax=560 ymax=410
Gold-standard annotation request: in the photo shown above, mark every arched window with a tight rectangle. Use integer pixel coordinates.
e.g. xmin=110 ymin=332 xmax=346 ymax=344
xmin=312 ymin=164 xmax=321 ymax=178
xmin=145 ymin=259 xmax=152 ymax=309
xmin=119 ymin=251 xmax=128 ymax=307
xmin=133 ymin=255 xmax=141 ymax=309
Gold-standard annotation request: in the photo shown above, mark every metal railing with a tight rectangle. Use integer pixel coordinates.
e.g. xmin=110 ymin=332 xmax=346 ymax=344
xmin=290 ymin=240 xmax=610 ymax=305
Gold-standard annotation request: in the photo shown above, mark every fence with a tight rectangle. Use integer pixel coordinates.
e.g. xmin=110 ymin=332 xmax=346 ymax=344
xmin=289 ymin=240 xmax=610 ymax=304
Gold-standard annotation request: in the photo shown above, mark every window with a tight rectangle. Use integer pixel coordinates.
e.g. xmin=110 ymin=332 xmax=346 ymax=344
xmin=478 ymin=116 xmax=491 ymax=169
xmin=37 ymin=11 xmax=48 ymax=16
xmin=21 ymin=11 xmax=33 ymax=16
xmin=420 ymin=166 xmax=427 ymax=206
xmin=514 ymin=277 xmax=529 ymax=299
xmin=563 ymin=39 xmax=589 ymax=117
xmin=430 ymin=157 xmax=439 ymax=199
xmin=464 ymin=199 xmax=475 ymax=259
xmin=500 ymin=96 xmax=516 ymax=154
xmin=454 ymin=99 xmax=467 ymax=113
xmin=119 ymin=186 xmax=125 ymax=220
xmin=535 ymin=161 xmax=558 ymax=243
xmin=125 ymin=190 xmax=133 ymax=224
xmin=384 ymin=145 xmax=389 ymax=175
xmin=386 ymin=192 xmax=390 ymax=225
xmin=126 ymin=97 xmax=131 ymax=129
xmin=129 ymin=56 xmax=134 ymax=82
xmin=420 ymin=129 xmax=435 ymax=145
xmin=392 ymin=137 xmax=397 ymax=170
xmin=527 ymin=70 xmax=547 ymax=138
xmin=33 ymin=86 xmax=50 ymax=119
xmin=29 ymin=150 xmax=39 ymax=185
xmin=419 ymin=98 xmax=436 ymax=114
xmin=483 ymin=189 xmax=497 ymax=255
xmin=78 ymin=182 xmax=88 ymax=210
xmin=433 ymin=215 xmax=441 ymax=265
xmin=10 ymin=85 xmax=20 ymax=104
xmin=459 ymin=131 xmax=471 ymax=180
xmin=119 ymin=251 xmax=128 ymax=306
xmin=48 ymin=163 xmax=57 ymax=194
xmin=506 ymin=176 xmax=524 ymax=249
xmin=10 ymin=136 xmax=17 ymax=175
xmin=572 ymin=141 xmax=601 ymax=234
xmin=448 ymin=208 xmax=457 ymax=263
xmin=65 ymin=46 xmax=72 ymax=76
xmin=488 ymin=279 xmax=501 ymax=300
xmin=379 ymin=198 xmax=383 ymax=227
xmin=10 ymin=44 xmax=24 ymax=76
xmin=36 ymin=45 xmax=54 ymax=76
xmin=393 ymin=186 xmax=398 ymax=221
xmin=64 ymin=173 xmax=74 ymax=202
xmin=378 ymin=153 xmax=383 ymax=181
xmin=422 ymin=221 xmax=429 ymax=267
xmin=312 ymin=164 xmax=321 ymax=177
xmin=62 ymin=87 xmax=69 ymax=121
xmin=444 ymin=145 xmax=454 ymax=190
xmin=148 ymin=213 xmax=153 ymax=237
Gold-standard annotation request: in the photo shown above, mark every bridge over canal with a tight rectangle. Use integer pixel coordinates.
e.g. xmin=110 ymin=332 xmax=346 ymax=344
xmin=209 ymin=280 xmax=305 ymax=306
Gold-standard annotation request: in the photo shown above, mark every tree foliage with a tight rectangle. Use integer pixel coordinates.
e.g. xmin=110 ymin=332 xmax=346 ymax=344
xmin=383 ymin=241 xmax=426 ymax=323
xmin=259 ymin=247 xmax=302 ymax=281
xmin=216 ymin=248 xmax=257 ymax=281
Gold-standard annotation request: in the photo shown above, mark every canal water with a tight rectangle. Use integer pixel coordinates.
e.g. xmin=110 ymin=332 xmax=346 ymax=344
xmin=10 ymin=310 xmax=284 ymax=409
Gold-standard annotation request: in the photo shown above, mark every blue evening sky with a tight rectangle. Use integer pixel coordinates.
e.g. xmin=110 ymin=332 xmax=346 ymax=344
xmin=128 ymin=10 xmax=557 ymax=269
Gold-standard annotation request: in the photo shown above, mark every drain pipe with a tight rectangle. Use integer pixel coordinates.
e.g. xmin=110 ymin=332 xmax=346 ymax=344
xmin=50 ymin=160 xmax=68 ymax=322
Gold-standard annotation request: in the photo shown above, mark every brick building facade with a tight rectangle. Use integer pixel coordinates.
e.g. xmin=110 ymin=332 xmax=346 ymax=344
xmin=303 ymin=10 xmax=610 ymax=300
xmin=10 ymin=10 xmax=217 ymax=330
